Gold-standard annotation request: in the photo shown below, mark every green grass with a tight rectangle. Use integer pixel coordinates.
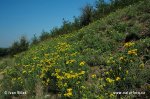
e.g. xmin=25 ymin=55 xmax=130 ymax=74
xmin=0 ymin=0 xmax=150 ymax=99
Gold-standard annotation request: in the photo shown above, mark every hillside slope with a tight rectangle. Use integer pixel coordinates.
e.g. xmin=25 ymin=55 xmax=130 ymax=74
xmin=1 ymin=0 xmax=150 ymax=99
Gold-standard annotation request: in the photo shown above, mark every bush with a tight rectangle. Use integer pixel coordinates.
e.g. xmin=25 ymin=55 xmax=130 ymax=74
xmin=80 ymin=4 xmax=94 ymax=26
xmin=0 ymin=48 xmax=9 ymax=57
xmin=40 ymin=31 xmax=50 ymax=41
xmin=10 ymin=36 xmax=29 ymax=56
xmin=31 ymin=34 xmax=39 ymax=45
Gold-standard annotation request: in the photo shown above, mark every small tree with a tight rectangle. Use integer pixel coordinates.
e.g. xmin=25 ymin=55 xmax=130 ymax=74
xmin=10 ymin=41 xmax=20 ymax=56
xmin=10 ymin=36 xmax=29 ymax=56
xmin=0 ymin=48 xmax=10 ymax=57
xmin=80 ymin=4 xmax=94 ymax=26
xmin=19 ymin=36 xmax=29 ymax=51
xmin=61 ymin=18 xmax=72 ymax=34
xmin=95 ymin=0 xmax=110 ymax=18
xmin=31 ymin=34 xmax=39 ymax=45
xmin=72 ymin=16 xmax=81 ymax=30
xmin=50 ymin=27 xmax=61 ymax=37
xmin=40 ymin=30 xmax=50 ymax=41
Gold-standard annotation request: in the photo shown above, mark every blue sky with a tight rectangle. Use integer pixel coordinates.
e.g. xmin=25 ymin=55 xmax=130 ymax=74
xmin=0 ymin=0 xmax=96 ymax=48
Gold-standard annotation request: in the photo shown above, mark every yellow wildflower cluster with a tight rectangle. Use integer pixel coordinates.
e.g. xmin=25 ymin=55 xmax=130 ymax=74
xmin=128 ymin=49 xmax=137 ymax=55
xmin=64 ymin=72 xmax=79 ymax=79
xmin=126 ymin=70 xmax=129 ymax=74
xmin=7 ymin=35 xmax=90 ymax=98
xmin=55 ymin=42 xmax=71 ymax=52
xmin=42 ymin=78 xmax=50 ymax=85
xmin=70 ymin=52 xmax=78 ymax=56
xmin=109 ymin=93 xmax=115 ymax=97
xmin=119 ymin=56 xmax=126 ymax=61
xmin=115 ymin=77 xmax=121 ymax=81
xmin=107 ymin=57 xmax=116 ymax=64
xmin=106 ymin=78 xmax=114 ymax=83
xmin=79 ymin=61 xmax=86 ymax=66
xmin=91 ymin=74 xmax=96 ymax=78
xmin=44 ymin=53 xmax=50 ymax=57
xmin=81 ymin=85 xmax=86 ymax=89
xmin=55 ymin=69 xmax=61 ymax=73
xmin=64 ymin=88 xmax=73 ymax=97
xmin=105 ymin=72 xmax=109 ymax=75
xmin=124 ymin=42 xmax=135 ymax=48
xmin=139 ymin=63 xmax=144 ymax=69
xmin=51 ymin=70 xmax=86 ymax=88
xmin=66 ymin=59 xmax=76 ymax=64
xmin=11 ymin=77 xmax=23 ymax=84
xmin=65 ymin=71 xmax=85 ymax=79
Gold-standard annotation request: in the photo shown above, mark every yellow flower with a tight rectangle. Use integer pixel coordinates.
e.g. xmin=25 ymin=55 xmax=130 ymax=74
xmin=66 ymin=59 xmax=76 ymax=64
xmin=126 ymin=70 xmax=128 ymax=74
xmin=12 ymin=78 xmax=16 ymax=81
xmin=40 ymin=73 xmax=45 ymax=78
xmin=105 ymin=72 xmax=109 ymax=75
xmin=70 ymin=52 xmax=78 ymax=56
xmin=70 ymin=71 xmax=73 ymax=73
xmin=81 ymin=86 xmax=86 ymax=89
xmin=128 ymin=49 xmax=137 ymax=55
xmin=64 ymin=73 xmax=71 ymax=79
xmin=106 ymin=78 xmax=114 ymax=83
xmin=44 ymin=53 xmax=49 ymax=57
xmin=64 ymin=92 xmax=72 ymax=97
xmin=55 ymin=69 xmax=61 ymax=73
xmin=67 ymin=88 xmax=72 ymax=92
xmin=119 ymin=56 xmax=125 ymax=61
xmin=130 ymin=60 xmax=133 ymax=62
xmin=124 ymin=42 xmax=135 ymax=48
xmin=56 ymin=75 xmax=64 ymax=80
xmin=79 ymin=61 xmax=86 ymax=66
xmin=110 ymin=93 xmax=114 ymax=97
xmin=79 ymin=71 xmax=85 ymax=75
xmin=64 ymin=83 xmax=67 ymax=87
xmin=76 ymin=81 xmax=80 ymax=84
xmin=116 ymin=77 xmax=121 ymax=81
xmin=98 ymin=78 xmax=103 ymax=81
xmin=64 ymin=88 xmax=73 ymax=97
xmin=47 ymin=78 xmax=50 ymax=83
xmin=139 ymin=63 xmax=144 ymax=69
xmin=119 ymin=57 xmax=124 ymax=60
xmin=91 ymin=74 xmax=96 ymax=78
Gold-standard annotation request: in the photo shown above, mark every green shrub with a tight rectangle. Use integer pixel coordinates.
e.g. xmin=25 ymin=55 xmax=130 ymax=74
xmin=40 ymin=31 xmax=50 ymax=41
xmin=10 ymin=36 xmax=29 ymax=56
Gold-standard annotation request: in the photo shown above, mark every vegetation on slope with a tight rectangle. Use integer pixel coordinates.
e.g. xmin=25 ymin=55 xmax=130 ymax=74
xmin=0 ymin=0 xmax=144 ymax=57
xmin=0 ymin=0 xmax=150 ymax=99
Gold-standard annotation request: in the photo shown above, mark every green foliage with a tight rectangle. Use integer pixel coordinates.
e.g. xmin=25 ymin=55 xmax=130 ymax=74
xmin=61 ymin=19 xmax=73 ymax=34
xmin=1 ymin=0 xmax=150 ymax=99
xmin=19 ymin=36 xmax=29 ymax=51
xmin=80 ymin=4 xmax=94 ymax=26
xmin=10 ymin=36 xmax=29 ymax=56
xmin=0 ymin=48 xmax=9 ymax=57
xmin=72 ymin=16 xmax=81 ymax=30
xmin=10 ymin=41 xmax=20 ymax=56
xmin=50 ymin=18 xmax=81 ymax=37
xmin=35 ymin=0 xmax=144 ymax=41
xmin=50 ymin=27 xmax=61 ymax=37
xmin=31 ymin=34 xmax=39 ymax=45
xmin=95 ymin=0 xmax=110 ymax=19
xmin=40 ymin=31 xmax=50 ymax=41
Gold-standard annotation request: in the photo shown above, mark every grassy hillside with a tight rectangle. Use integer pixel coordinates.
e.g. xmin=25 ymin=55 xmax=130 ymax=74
xmin=0 ymin=0 xmax=150 ymax=99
